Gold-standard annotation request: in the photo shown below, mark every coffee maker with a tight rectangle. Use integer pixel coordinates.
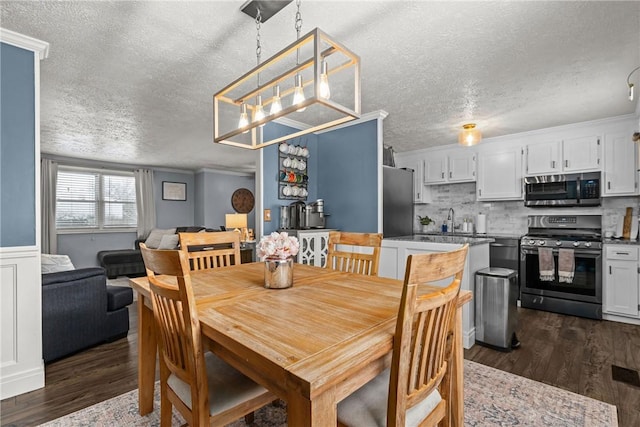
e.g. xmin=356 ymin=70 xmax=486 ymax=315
xmin=289 ymin=201 xmax=307 ymax=229
xmin=305 ymin=199 xmax=326 ymax=229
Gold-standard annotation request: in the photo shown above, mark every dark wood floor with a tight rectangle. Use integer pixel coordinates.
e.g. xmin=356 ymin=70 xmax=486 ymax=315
xmin=2 ymin=306 xmax=639 ymax=426
xmin=465 ymin=308 xmax=640 ymax=427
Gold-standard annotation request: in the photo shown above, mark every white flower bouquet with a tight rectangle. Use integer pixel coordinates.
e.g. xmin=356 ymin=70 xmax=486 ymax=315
xmin=256 ymin=232 xmax=300 ymax=260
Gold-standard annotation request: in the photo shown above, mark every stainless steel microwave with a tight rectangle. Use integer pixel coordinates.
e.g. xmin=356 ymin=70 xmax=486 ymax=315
xmin=524 ymin=172 xmax=601 ymax=207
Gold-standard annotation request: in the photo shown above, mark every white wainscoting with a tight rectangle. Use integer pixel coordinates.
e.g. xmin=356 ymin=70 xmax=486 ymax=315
xmin=0 ymin=247 xmax=44 ymax=399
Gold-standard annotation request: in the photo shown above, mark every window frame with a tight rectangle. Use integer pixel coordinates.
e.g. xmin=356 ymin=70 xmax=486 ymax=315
xmin=55 ymin=165 xmax=138 ymax=234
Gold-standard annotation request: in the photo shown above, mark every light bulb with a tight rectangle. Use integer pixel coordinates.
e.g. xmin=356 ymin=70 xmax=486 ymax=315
xmin=629 ymin=83 xmax=635 ymax=102
xmin=319 ymin=60 xmax=330 ymax=99
xmin=270 ymin=86 xmax=282 ymax=115
xmin=238 ymin=103 xmax=249 ymax=133
xmin=253 ymin=95 xmax=265 ymax=126
xmin=293 ymin=74 xmax=306 ymax=112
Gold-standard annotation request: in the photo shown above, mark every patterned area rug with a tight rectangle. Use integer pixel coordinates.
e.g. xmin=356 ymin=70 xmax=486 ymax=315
xmin=39 ymin=360 xmax=617 ymax=426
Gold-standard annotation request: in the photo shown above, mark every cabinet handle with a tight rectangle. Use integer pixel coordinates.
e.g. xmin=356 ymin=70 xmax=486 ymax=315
xmin=615 ymin=252 xmax=630 ymax=255
xmin=449 ymin=171 xmax=452 ymax=178
xmin=551 ymin=160 xmax=556 ymax=169
xmin=417 ymin=192 xmax=420 ymax=199
xmin=478 ymin=189 xmax=482 ymax=196
xmin=565 ymin=160 xmax=568 ymax=168
xmin=609 ymin=266 xmax=612 ymax=274
xmin=608 ymin=181 xmax=611 ymax=190
xmin=441 ymin=172 xmax=445 ymax=179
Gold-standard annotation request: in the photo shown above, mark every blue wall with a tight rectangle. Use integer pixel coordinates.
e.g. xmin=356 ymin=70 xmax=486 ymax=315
xmin=194 ymin=170 xmax=256 ymax=230
xmin=262 ymin=123 xmax=319 ymax=234
xmin=317 ymin=120 xmax=378 ymax=232
xmin=0 ymin=43 xmax=36 ymax=247
xmin=154 ymin=171 xmax=195 ymax=228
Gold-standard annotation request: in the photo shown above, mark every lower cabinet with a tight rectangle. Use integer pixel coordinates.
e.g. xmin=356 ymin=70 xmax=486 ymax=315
xmin=296 ymin=230 xmax=330 ymax=267
xmin=380 ymin=239 xmax=490 ymax=349
xmin=603 ymin=245 xmax=640 ymax=321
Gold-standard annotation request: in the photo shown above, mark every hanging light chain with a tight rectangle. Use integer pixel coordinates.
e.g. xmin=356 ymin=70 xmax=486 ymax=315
xmin=255 ymin=9 xmax=262 ymax=88
xmin=295 ymin=0 xmax=303 ymax=39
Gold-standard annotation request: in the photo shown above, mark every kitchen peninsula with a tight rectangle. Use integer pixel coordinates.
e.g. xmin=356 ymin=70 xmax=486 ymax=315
xmin=380 ymin=234 xmax=494 ymax=349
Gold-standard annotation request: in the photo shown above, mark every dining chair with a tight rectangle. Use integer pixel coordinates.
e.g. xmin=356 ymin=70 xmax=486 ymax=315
xmin=326 ymin=231 xmax=383 ymax=276
xmin=337 ymin=244 xmax=469 ymax=427
xmin=178 ymin=231 xmax=242 ymax=271
xmin=139 ymin=243 xmax=275 ymax=427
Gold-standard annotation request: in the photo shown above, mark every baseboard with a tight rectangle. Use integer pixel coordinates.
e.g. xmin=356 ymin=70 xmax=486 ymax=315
xmin=0 ymin=364 xmax=45 ymax=399
xmin=463 ymin=327 xmax=476 ymax=349
xmin=603 ymin=313 xmax=640 ymax=326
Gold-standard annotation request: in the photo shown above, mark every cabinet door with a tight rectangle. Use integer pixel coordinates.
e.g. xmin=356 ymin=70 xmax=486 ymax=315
xmin=604 ymin=259 xmax=639 ymax=317
xmin=297 ymin=232 xmax=329 ymax=267
xmin=423 ymin=153 xmax=447 ymax=184
xmin=526 ymin=141 xmax=560 ymax=175
xmin=562 ymin=135 xmax=601 ymax=172
xmin=396 ymin=156 xmax=429 ymax=203
xmin=476 ymin=148 xmax=523 ymax=200
xmin=448 ymin=151 xmax=476 ymax=182
xmin=603 ymin=132 xmax=638 ymax=196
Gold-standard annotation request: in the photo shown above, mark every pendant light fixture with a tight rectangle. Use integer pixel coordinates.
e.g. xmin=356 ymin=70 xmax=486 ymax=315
xmin=458 ymin=123 xmax=481 ymax=146
xmin=213 ymin=0 xmax=361 ymax=150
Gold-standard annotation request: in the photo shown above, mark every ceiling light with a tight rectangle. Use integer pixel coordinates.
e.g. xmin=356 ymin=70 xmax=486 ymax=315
xmin=627 ymin=65 xmax=640 ymax=101
xmin=458 ymin=123 xmax=481 ymax=146
xmin=238 ymin=103 xmax=249 ymax=133
xmin=213 ymin=0 xmax=361 ymax=149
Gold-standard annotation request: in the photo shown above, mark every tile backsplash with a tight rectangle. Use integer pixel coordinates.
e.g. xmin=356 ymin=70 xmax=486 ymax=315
xmin=414 ymin=182 xmax=639 ymax=236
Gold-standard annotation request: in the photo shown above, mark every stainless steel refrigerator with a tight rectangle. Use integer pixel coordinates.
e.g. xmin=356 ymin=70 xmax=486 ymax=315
xmin=383 ymin=166 xmax=414 ymax=237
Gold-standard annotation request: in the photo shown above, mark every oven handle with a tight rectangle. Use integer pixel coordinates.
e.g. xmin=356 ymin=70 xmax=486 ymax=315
xmin=521 ymin=247 xmax=601 ymax=256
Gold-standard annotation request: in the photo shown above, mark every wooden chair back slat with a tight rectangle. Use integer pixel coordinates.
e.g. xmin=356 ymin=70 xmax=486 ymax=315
xmin=387 ymin=244 xmax=468 ymax=426
xmin=326 ymin=231 xmax=383 ymax=276
xmin=178 ymin=231 xmax=241 ymax=271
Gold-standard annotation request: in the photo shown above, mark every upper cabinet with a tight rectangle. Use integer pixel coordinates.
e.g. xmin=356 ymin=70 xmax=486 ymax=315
xmin=525 ymin=135 xmax=601 ymax=175
xmin=603 ymin=131 xmax=639 ymax=196
xmin=476 ymin=146 xmax=523 ymax=200
xmin=395 ymin=154 xmax=430 ymax=203
xmin=424 ymin=149 xmax=475 ymax=184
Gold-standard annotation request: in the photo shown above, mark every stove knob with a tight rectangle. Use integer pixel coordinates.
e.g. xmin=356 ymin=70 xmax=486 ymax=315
xmin=538 ymin=240 xmax=545 ymax=246
xmin=572 ymin=241 xmax=580 ymax=247
xmin=528 ymin=240 xmax=536 ymax=245
xmin=584 ymin=242 xmax=592 ymax=248
xmin=555 ymin=240 xmax=562 ymax=246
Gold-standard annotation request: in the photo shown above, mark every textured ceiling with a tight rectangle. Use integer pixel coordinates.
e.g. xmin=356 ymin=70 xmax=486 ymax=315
xmin=1 ymin=1 xmax=639 ymax=172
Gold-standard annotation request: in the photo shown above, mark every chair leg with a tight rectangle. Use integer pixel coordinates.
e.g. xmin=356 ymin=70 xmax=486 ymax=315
xmin=244 ymin=412 xmax=255 ymax=424
xmin=160 ymin=383 xmax=172 ymax=427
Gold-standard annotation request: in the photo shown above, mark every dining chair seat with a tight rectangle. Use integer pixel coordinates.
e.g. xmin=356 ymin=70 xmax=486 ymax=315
xmin=337 ymin=368 xmax=442 ymax=427
xmin=167 ymin=351 xmax=270 ymax=416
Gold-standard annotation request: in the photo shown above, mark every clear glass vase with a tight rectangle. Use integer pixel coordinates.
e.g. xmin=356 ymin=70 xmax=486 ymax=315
xmin=264 ymin=257 xmax=294 ymax=289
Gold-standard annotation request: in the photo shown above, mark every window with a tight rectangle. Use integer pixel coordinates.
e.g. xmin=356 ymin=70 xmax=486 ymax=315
xmin=56 ymin=167 xmax=137 ymax=230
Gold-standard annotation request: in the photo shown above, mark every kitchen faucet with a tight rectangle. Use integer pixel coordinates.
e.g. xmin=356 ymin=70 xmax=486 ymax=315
xmin=447 ymin=208 xmax=454 ymax=233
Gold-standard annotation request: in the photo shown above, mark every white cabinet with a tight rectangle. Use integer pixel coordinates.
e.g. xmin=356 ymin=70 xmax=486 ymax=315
xmin=603 ymin=245 xmax=639 ymax=319
xmin=603 ymin=132 xmax=639 ymax=196
xmin=297 ymin=231 xmax=329 ymax=267
xmin=395 ymin=155 xmax=430 ymax=203
xmin=525 ymin=136 xmax=601 ymax=175
xmin=476 ymin=147 xmax=523 ymax=200
xmin=423 ymin=149 xmax=476 ymax=184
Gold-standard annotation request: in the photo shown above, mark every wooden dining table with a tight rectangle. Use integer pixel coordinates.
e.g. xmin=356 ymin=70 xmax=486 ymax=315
xmin=130 ymin=262 xmax=471 ymax=427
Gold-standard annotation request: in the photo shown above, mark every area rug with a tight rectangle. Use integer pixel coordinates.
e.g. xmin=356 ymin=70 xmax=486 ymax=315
xmin=38 ymin=360 xmax=617 ymax=426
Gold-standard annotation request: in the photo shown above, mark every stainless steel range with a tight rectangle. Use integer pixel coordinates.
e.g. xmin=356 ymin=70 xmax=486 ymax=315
xmin=520 ymin=215 xmax=602 ymax=319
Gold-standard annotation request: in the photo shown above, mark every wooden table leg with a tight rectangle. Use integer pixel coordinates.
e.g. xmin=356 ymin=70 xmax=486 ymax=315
xmin=287 ymin=386 xmax=336 ymax=427
xmin=450 ymin=305 xmax=464 ymax=427
xmin=137 ymin=295 xmax=157 ymax=415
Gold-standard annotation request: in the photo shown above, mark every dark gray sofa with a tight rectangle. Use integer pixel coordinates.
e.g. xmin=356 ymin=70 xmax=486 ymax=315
xmin=97 ymin=226 xmax=217 ymax=279
xmin=42 ymin=266 xmax=133 ymax=363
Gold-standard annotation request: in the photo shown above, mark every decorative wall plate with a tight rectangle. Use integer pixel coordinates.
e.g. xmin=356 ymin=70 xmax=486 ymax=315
xmin=231 ymin=188 xmax=255 ymax=213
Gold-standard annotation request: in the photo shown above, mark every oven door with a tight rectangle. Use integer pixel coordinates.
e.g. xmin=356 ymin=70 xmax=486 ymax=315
xmin=520 ymin=246 xmax=602 ymax=304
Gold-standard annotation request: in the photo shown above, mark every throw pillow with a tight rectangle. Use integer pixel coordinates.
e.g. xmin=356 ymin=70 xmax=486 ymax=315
xmin=144 ymin=228 xmax=176 ymax=249
xmin=41 ymin=254 xmax=76 ymax=274
xmin=158 ymin=234 xmax=179 ymax=250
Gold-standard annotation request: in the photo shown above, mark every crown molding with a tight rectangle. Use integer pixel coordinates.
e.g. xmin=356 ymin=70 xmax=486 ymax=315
xmin=0 ymin=28 xmax=49 ymax=59
xmin=314 ymin=110 xmax=389 ymax=135
xmin=273 ymin=116 xmax=311 ymax=131
xmin=195 ymin=167 xmax=255 ymax=176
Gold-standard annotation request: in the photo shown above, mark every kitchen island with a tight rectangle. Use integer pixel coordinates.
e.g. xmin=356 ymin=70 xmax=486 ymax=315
xmin=380 ymin=234 xmax=494 ymax=349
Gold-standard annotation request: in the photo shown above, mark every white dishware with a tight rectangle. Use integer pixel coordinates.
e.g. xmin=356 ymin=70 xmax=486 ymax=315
xmin=292 ymin=186 xmax=300 ymax=196
xmin=301 ymin=188 xmax=308 ymax=197
xmin=296 ymin=146 xmax=303 ymax=156
xmin=283 ymin=157 xmax=291 ymax=167
xmin=298 ymin=160 xmax=306 ymax=170
xmin=301 ymin=147 xmax=309 ymax=157
xmin=283 ymin=185 xmax=292 ymax=196
xmin=288 ymin=145 xmax=296 ymax=154
xmin=279 ymin=142 xmax=288 ymax=153
xmin=291 ymin=158 xmax=299 ymax=169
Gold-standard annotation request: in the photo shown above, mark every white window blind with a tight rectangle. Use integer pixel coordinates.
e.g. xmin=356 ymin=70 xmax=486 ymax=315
xmin=56 ymin=167 xmax=137 ymax=230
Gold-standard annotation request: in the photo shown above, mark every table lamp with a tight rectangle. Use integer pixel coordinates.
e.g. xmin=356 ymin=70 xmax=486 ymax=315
xmin=225 ymin=213 xmax=248 ymax=242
